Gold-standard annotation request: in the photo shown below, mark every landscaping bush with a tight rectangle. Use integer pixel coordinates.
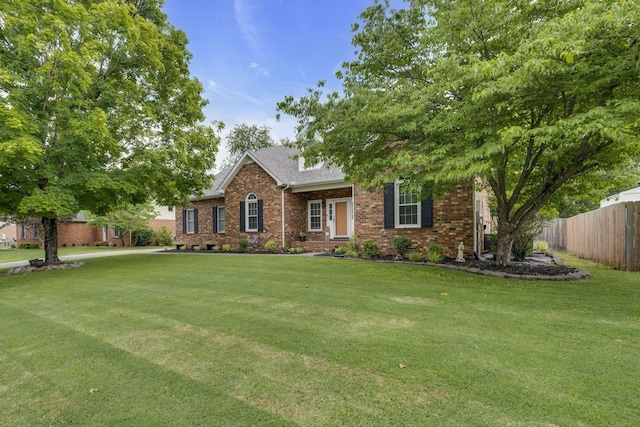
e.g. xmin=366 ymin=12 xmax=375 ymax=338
xmin=427 ymin=244 xmax=444 ymax=263
xmin=533 ymin=240 xmax=549 ymax=253
xmin=345 ymin=249 xmax=359 ymax=258
xmin=288 ymin=247 xmax=296 ymax=254
xmin=18 ymin=243 xmax=39 ymax=249
xmin=132 ymin=229 xmax=153 ymax=246
xmin=265 ymin=240 xmax=278 ymax=254
xmin=392 ymin=236 xmax=412 ymax=258
xmin=295 ymin=247 xmax=304 ymax=254
xmin=335 ymin=246 xmax=347 ymax=255
xmin=154 ymin=226 xmax=173 ymax=246
xmin=237 ymin=239 xmax=249 ymax=252
xmin=362 ymin=239 xmax=381 ymax=259
xmin=222 ymin=244 xmax=231 ymax=252
xmin=409 ymin=252 xmax=424 ymax=262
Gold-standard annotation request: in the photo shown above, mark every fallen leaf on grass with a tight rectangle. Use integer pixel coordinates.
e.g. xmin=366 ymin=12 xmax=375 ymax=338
xmin=399 ymin=364 xmax=406 ymax=369
xmin=440 ymin=292 xmax=449 ymax=296
xmin=89 ymin=388 xmax=99 ymax=394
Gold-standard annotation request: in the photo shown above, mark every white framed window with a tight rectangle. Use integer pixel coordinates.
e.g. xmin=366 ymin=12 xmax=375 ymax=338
xmin=246 ymin=193 xmax=258 ymax=232
xmin=19 ymin=225 xmax=26 ymax=239
xmin=168 ymin=206 xmax=174 ymax=212
xmin=217 ymin=206 xmax=226 ymax=233
xmin=395 ymin=181 xmax=421 ymax=228
xmin=308 ymin=200 xmax=322 ymax=231
xmin=186 ymin=209 xmax=196 ymax=234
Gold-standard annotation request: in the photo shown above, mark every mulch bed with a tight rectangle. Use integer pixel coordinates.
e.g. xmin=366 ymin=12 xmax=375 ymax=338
xmin=162 ymin=249 xmax=590 ymax=280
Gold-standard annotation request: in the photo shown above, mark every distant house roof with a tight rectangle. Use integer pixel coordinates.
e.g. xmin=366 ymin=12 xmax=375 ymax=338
xmin=600 ymin=185 xmax=640 ymax=208
xmin=192 ymin=146 xmax=346 ymax=201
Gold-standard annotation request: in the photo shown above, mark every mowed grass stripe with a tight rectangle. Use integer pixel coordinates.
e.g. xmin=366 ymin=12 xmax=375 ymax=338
xmin=1 ymin=284 xmax=452 ymax=425
xmin=1 ymin=253 xmax=639 ymax=425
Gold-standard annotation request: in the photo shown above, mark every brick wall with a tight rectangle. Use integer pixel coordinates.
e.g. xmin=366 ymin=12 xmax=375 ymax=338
xmin=176 ymin=163 xmax=474 ymax=257
xmin=18 ymin=218 xmax=177 ymax=248
xmin=176 ymin=163 xmax=286 ymax=250
xmin=354 ymin=183 xmax=475 ymax=258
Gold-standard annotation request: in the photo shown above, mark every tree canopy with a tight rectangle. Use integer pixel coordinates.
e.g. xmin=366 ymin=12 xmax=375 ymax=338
xmin=223 ymin=123 xmax=274 ymax=167
xmin=0 ymin=0 xmax=220 ymax=264
xmin=277 ymin=0 xmax=640 ymax=265
xmin=88 ymin=202 xmax=157 ymax=247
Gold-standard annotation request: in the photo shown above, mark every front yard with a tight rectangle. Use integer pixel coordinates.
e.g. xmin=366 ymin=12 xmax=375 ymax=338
xmin=1 ymin=253 xmax=638 ymax=425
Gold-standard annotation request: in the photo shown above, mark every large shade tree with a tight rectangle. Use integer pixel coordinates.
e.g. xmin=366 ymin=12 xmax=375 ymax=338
xmin=277 ymin=0 xmax=640 ymax=265
xmin=0 ymin=0 xmax=220 ymax=264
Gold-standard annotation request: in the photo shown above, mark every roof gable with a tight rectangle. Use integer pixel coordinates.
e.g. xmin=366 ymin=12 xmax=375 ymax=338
xmin=191 ymin=146 xmax=346 ymax=201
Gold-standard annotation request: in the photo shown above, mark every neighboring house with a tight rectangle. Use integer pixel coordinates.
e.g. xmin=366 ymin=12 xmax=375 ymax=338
xmin=176 ymin=146 xmax=489 ymax=258
xmin=600 ymin=185 xmax=640 ymax=208
xmin=1 ymin=222 xmax=16 ymax=246
xmin=16 ymin=206 xmax=176 ymax=248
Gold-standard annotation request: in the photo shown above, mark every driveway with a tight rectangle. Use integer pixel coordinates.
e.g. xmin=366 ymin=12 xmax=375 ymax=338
xmin=0 ymin=248 xmax=163 ymax=270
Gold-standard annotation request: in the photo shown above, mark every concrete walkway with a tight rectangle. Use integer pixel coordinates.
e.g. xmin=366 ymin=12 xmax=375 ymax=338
xmin=0 ymin=248 xmax=164 ymax=270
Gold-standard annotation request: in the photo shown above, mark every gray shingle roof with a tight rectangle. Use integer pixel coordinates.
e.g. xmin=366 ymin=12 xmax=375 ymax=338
xmin=192 ymin=145 xmax=346 ymax=200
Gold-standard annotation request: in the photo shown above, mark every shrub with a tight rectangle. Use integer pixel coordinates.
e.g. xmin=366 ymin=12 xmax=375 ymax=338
xmin=212 ymin=245 xmax=219 ymax=252
xmin=335 ymin=246 xmax=347 ymax=255
xmin=533 ymin=240 xmax=549 ymax=253
xmin=362 ymin=239 xmax=381 ymax=259
xmin=62 ymin=243 xmax=67 ymax=248
xmin=265 ymin=240 xmax=278 ymax=254
xmin=192 ymin=245 xmax=201 ymax=251
xmin=427 ymin=244 xmax=444 ymax=263
xmin=222 ymin=244 xmax=231 ymax=252
xmin=295 ymin=247 xmax=304 ymax=254
xmin=132 ymin=229 xmax=153 ymax=246
xmin=392 ymin=236 xmax=412 ymax=257
xmin=288 ymin=247 xmax=296 ymax=254
xmin=348 ymin=235 xmax=360 ymax=253
xmin=154 ymin=226 xmax=173 ymax=246
xmin=409 ymin=252 xmax=424 ymax=262
xmin=19 ymin=243 xmax=39 ymax=249
xmin=345 ymin=249 xmax=359 ymax=258
xmin=237 ymin=238 xmax=249 ymax=252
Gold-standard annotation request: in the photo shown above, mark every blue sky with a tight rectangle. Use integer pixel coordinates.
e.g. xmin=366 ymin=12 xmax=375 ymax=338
xmin=162 ymin=0 xmax=388 ymax=170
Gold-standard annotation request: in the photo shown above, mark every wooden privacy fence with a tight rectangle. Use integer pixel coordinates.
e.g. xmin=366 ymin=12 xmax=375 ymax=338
xmin=539 ymin=202 xmax=640 ymax=271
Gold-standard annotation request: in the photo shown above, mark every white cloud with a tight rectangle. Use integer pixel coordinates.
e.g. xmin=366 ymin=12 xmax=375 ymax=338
xmin=206 ymin=80 xmax=263 ymax=105
xmin=234 ymin=0 xmax=261 ymax=51
xmin=249 ymin=62 xmax=269 ymax=76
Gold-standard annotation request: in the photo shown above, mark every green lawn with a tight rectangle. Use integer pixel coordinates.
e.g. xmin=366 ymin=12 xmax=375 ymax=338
xmin=0 ymin=245 xmax=167 ymax=263
xmin=1 ymin=254 xmax=638 ymax=426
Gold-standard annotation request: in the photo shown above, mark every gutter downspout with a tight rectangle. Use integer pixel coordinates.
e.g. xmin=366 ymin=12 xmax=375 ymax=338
xmin=281 ymin=185 xmax=291 ymax=250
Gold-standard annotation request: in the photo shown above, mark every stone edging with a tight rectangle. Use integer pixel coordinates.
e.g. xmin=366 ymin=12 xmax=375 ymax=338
xmin=429 ymin=262 xmax=591 ymax=281
xmin=340 ymin=257 xmax=591 ymax=281
xmin=7 ymin=262 xmax=85 ymax=275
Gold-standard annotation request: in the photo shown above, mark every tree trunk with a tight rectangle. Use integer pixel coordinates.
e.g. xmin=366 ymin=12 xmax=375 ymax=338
xmin=42 ymin=217 xmax=61 ymax=265
xmin=495 ymin=221 xmax=514 ymax=267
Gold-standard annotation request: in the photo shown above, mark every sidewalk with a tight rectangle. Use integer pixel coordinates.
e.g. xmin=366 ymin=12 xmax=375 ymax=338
xmin=0 ymin=248 xmax=163 ymax=270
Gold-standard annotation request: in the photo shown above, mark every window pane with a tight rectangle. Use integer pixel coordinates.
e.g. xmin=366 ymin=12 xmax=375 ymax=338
xmin=248 ymin=216 xmax=258 ymax=230
xmin=399 ymin=205 xmax=418 ymax=225
xmin=187 ymin=210 xmax=195 ymax=233
xmin=218 ymin=207 xmax=225 ymax=233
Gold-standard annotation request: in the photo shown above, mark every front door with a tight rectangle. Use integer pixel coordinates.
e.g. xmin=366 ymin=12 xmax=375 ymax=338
xmin=335 ymin=202 xmax=348 ymax=237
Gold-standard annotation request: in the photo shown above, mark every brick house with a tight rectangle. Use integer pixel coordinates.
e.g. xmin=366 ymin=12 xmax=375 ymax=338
xmin=16 ymin=206 xmax=176 ymax=248
xmin=176 ymin=146 xmax=490 ymax=258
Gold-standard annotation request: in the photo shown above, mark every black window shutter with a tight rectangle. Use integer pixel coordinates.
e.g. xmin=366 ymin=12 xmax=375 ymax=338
xmin=194 ymin=209 xmax=199 ymax=233
xmin=257 ymin=200 xmax=264 ymax=232
xmin=421 ymin=189 xmax=433 ymax=228
xmin=212 ymin=207 xmax=218 ymax=233
xmin=239 ymin=202 xmax=245 ymax=232
xmin=182 ymin=209 xmax=187 ymax=233
xmin=383 ymin=183 xmax=395 ymax=229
